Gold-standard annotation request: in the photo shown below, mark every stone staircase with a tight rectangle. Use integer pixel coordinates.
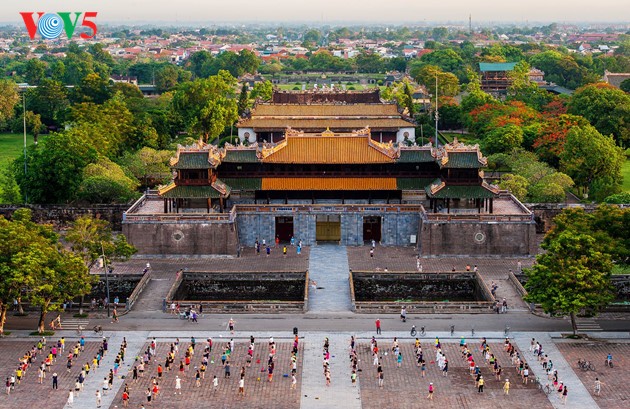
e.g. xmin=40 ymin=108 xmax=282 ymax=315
xmin=130 ymin=271 xmax=177 ymax=312
xmin=307 ymin=244 xmax=353 ymax=313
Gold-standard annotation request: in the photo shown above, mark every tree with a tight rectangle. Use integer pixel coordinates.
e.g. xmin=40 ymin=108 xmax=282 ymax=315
xmin=413 ymin=65 xmax=460 ymax=97
xmin=499 ymin=174 xmax=529 ymax=201
xmin=26 ymin=79 xmax=69 ymax=126
xmin=13 ymin=130 xmax=98 ymax=203
xmin=250 ymin=80 xmax=273 ymax=102
xmin=529 ymin=50 xmax=594 ymax=90
xmin=0 ymin=169 xmax=22 ymax=204
xmin=155 ymin=65 xmax=179 ymax=93
xmin=170 ymin=71 xmax=238 ymax=142
xmin=0 ymin=80 xmax=19 ymax=125
xmin=119 ymin=147 xmax=173 ymax=188
xmin=237 ymin=83 xmax=249 ymax=116
xmin=620 ymin=78 xmax=630 ymax=93
xmin=604 ymin=192 xmax=630 ymax=204
xmin=560 ymin=125 xmax=625 ymax=194
xmin=528 ymin=173 xmax=574 ymax=202
xmin=567 ymin=83 xmax=630 ymax=147
xmin=507 ymin=61 xmax=552 ymax=110
xmin=24 ymin=59 xmax=47 ymax=85
xmin=66 ymin=215 xmax=137 ymax=271
xmin=71 ymin=73 xmax=113 ymax=104
xmin=525 ymin=231 xmax=614 ymax=335
xmin=78 ymin=157 xmax=140 ymax=203
xmin=482 ymin=124 xmax=524 ymax=154
xmin=355 ymin=52 xmax=385 ymax=73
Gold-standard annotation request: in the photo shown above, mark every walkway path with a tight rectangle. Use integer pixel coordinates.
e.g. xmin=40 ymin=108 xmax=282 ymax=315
xmin=131 ymin=270 xmax=177 ymax=312
xmin=513 ymin=333 xmax=599 ymax=409
xmin=478 ymin=270 xmax=529 ymax=311
xmin=65 ymin=331 xmax=149 ymax=409
xmin=300 ymin=332 xmax=361 ymax=409
xmin=307 ymin=245 xmax=352 ymax=313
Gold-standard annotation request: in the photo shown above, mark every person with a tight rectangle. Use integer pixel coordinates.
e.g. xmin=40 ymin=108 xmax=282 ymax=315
xmin=95 ymin=389 xmax=102 ymax=408
xmin=606 ymin=353 xmax=613 ymax=367
xmin=371 ymin=239 xmax=376 ymax=249
xmin=291 ymin=374 xmax=297 ymax=389
xmin=517 ymin=260 xmax=522 ymax=273
xmin=145 ymin=387 xmax=152 ymax=405
xmin=283 ymin=246 xmax=287 ymax=257
xmin=213 ymin=375 xmax=219 ymax=392
xmin=239 ymin=377 xmax=245 ymax=396
xmin=478 ymin=375 xmax=484 ymax=393
xmin=594 ymin=378 xmax=602 ymax=396
xmin=503 ymin=378 xmax=510 ymax=395
xmin=370 ymin=248 xmax=374 ymax=258
xmin=52 ymin=372 xmax=58 ymax=389
xmin=229 ymin=318 xmax=235 ymax=333
xmin=417 ymin=257 xmax=422 ymax=272
xmin=266 ymin=246 xmax=270 ymax=256
xmin=400 ymin=307 xmax=407 ymax=322
xmin=67 ymin=389 xmax=74 ymax=407
xmin=112 ymin=307 xmax=119 ymax=323
xmin=122 ymin=389 xmax=129 ymax=407
xmin=375 ymin=318 xmax=381 ymax=335
xmin=175 ymin=376 xmax=182 ymax=394
xmin=427 ymin=383 xmax=434 ymax=400
xmin=562 ymin=385 xmax=568 ymax=404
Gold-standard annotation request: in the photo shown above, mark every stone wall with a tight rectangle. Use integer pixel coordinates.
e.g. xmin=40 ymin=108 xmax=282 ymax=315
xmin=174 ymin=272 xmax=306 ymax=302
xmin=0 ymin=204 xmax=129 ymax=230
xmin=236 ymin=210 xmax=420 ymax=247
xmin=352 ymin=273 xmax=481 ymax=302
xmin=419 ymin=218 xmax=537 ymax=256
xmin=123 ymin=221 xmax=239 ymax=255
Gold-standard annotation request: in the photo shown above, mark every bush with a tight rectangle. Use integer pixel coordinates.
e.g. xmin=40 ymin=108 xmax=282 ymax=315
xmin=30 ymin=331 xmax=55 ymax=336
xmin=348 ymin=86 xmax=356 ymax=90
xmin=292 ymin=86 xmax=300 ymax=90
xmin=73 ymin=313 xmax=89 ymax=318
xmin=377 ymin=79 xmax=383 ymax=86
xmin=604 ymin=192 xmax=630 ymax=204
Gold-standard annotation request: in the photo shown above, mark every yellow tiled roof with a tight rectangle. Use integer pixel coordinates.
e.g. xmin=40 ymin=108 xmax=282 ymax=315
xmin=261 ymin=177 xmax=398 ymax=191
xmin=261 ymin=135 xmax=397 ymax=164
xmin=239 ymin=118 xmax=413 ymax=130
xmin=251 ymin=103 xmax=401 ymax=117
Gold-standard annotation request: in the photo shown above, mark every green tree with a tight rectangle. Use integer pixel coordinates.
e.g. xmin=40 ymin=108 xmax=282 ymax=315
xmin=0 ymin=80 xmax=19 ymax=125
xmin=413 ymin=65 xmax=460 ymax=97
xmin=560 ymin=125 xmax=625 ymax=194
xmin=482 ymin=124 xmax=524 ymax=154
xmin=155 ymin=65 xmax=179 ymax=93
xmin=355 ymin=52 xmax=385 ymax=73
xmin=499 ymin=174 xmax=529 ymax=201
xmin=507 ymin=61 xmax=552 ymax=109
xmin=567 ymin=83 xmax=630 ymax=147
xmin=250 ymin=80 xmax=273 ymax=102
xmin=24 ymin=59 xmax=47 ymax=85
xmin=603 ymin=192 xmax=630 ymax=204
xmin=525 ymin=231 xmax=614 ymax=335
xmin=66 ymin=215 xmax=137 ymax=270
xmin=71 ymin=72 xmax=113 ymax=104
xmin=119 ymin=147 xmax=173 ymax=188
xmin=237 ymin=83 xmax=249 ymax=116
xmin=26 ymin=79 xmax=69 ymax=126
xmin=0 ymin=169 xmax=22 ymax=204
xmin=78 ymin=157 xmax=140 ymax=203
xmin=170 ymin=71 xmax=238 ymax=142
xmin=13 ymin=130 xmax=98 ymax=203
xmin=620 ymin=78 xmax=630 ymax=93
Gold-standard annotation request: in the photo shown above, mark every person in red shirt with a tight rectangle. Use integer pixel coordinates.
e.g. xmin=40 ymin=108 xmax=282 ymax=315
xmin=375 ymin=319 xmax=381 ymax=334
xmin=122 ymin=390 xmax=129 ymax=407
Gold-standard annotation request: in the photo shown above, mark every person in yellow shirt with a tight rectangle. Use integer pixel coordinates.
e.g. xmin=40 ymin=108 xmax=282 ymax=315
xmin=478 ymin=375 xmax=485 ymax=393
xmin=503 ymin=378 xmax=510 ymax=395
xmin=15 ymin=368 xmax=23 ymax=384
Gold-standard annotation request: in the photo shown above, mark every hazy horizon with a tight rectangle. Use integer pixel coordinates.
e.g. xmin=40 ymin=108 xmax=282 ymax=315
xmin=3 ymin=0 xmax=630 ymax=25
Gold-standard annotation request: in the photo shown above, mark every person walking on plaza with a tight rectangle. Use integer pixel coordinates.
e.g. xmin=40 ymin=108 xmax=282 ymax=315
xmin=67 ymin=389 xmax=74 ymax=407
xmin=503 ymin=379 xmax=510 ymax=395
xmin=375 ymin=318 xmax=381 ymax=334
xmin=239 ymin=376 xmax=245 ymax=396
xmin=52 ymin=372 xmax=58 ymax=389
xmin=594 ymin=378 xmax=603 ymax=396
xmin=562 ymin=385 xmax=568 ymax=404
xmin=175 ymin=376 xmax=183 ymax=395
xmin=427 ymin=383 xmax=434 ymax=400
xmin=95 ymin=390 xmax=102 ymax=408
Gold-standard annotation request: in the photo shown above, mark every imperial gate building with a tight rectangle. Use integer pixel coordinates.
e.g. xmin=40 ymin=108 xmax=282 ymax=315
xmin=123 ymin=90 xmax=536 ymax=257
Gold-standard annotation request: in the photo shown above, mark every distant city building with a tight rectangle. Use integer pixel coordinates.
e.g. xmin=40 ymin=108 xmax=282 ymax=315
xmin=479 ymin=62 xmax=517 ymax=94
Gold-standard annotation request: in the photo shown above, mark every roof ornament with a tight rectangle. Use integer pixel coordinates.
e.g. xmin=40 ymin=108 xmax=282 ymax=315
xmin=321 ymin=127 xmax=335 ymax=137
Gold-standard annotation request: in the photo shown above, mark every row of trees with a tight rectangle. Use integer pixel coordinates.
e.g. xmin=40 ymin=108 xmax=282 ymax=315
xmin=0 ymin=211 xmax=135 ymax=334
xmin=525 ymin=205 xmax=629 ymax=334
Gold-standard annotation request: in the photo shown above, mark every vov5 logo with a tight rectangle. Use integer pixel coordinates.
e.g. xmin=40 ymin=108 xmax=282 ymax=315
xmin=20 ymin=12 xmax=98 ymax=40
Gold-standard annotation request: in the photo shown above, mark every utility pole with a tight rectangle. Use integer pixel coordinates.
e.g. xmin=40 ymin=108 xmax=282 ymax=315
xmin=23 ymin=92 xmax=27 ymax=204
xmin=101 ymin=242 xmax=111 ymax=318
xmin=434 ymin=74 xmax=439 ymax=148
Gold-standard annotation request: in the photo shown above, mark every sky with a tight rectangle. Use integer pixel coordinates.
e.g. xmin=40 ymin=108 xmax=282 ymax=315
xmin=4 ymin=0 xmax=630 ymax=24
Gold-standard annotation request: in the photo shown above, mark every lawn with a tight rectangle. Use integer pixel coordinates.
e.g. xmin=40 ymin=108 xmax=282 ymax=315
xmin=622 ymin=159 xmax=630 ymax=193
xmin=0 ymin=132 xmax=42 ymax=172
